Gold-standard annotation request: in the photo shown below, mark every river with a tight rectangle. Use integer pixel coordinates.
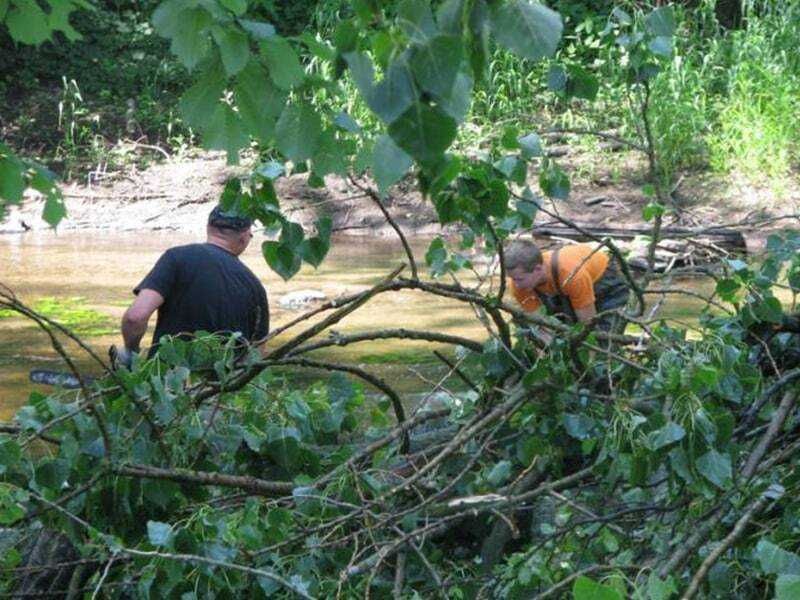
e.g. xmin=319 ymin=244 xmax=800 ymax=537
xmin=1 ymin=232 xmax=493 ymax=419
xmin=0 ymin=231 xmax=712 ymax=420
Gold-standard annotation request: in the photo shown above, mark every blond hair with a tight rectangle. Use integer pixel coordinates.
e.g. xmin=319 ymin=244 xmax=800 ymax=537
xmin=504 ymin=240 xmax=543 ymax=271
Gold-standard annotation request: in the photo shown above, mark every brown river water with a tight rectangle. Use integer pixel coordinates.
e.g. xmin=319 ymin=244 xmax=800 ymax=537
xmin=0 ymin=231 xmax=712 ymax=421
xmin=0 ymin=232 xmax=492 ymax=420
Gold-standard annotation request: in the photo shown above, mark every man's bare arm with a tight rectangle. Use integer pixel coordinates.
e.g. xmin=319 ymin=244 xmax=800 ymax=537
xmin=121 ymin=289 xmax=164 ymax=351
xmin=574 ymin=304 xmax=597 ymax=324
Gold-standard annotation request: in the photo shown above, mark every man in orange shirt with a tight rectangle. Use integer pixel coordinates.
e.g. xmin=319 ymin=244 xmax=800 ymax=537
xmin=505 ymin=240 xmax=630 ymax=333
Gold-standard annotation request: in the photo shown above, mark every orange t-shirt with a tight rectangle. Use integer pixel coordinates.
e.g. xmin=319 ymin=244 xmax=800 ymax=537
xmin=510 ymin=243 xmax=610 ymax=312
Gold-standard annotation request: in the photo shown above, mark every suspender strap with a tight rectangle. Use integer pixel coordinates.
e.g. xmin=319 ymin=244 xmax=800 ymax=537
xmin=551 ymin=249 xmax=563 ymax=296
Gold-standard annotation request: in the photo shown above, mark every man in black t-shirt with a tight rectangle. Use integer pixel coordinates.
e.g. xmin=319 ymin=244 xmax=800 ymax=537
xmin=117 ymin=206 xmax=269 ymax=366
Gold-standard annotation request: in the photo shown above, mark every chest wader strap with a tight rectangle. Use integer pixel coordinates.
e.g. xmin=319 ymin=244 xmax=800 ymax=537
xmin=551 ymin=250 xmax=578 ymax=322
xmin=533 ymin=250 xmax=578 ymax=323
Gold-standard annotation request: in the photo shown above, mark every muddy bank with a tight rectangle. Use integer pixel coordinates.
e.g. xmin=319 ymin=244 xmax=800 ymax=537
xmin=2 ymin=149 xmax=798 ymax=252
xmin=0 ymin=152 xmax=444 ymax=237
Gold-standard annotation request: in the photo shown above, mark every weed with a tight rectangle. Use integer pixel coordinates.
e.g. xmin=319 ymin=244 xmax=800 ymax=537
xmin=29 ymin=297 xmax=115 ymax=336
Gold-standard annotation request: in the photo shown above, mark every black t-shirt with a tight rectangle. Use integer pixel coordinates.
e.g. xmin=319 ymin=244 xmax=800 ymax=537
xmin=134 ymin=243 xmax=269 ymax=352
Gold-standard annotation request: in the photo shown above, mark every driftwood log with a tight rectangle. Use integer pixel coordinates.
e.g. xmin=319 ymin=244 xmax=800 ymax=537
xmin=532 ymin=224 xmax=747 ymax=271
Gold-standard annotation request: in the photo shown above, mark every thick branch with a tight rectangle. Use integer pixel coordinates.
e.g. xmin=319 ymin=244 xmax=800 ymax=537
xmin=116 ymin=464 xmax=294 ymax=497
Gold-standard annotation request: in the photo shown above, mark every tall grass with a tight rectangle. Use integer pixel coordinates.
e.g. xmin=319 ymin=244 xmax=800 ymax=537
xmin=707 ymin=6 xmax=800 ymax=181
xmin=464 ymin=2 xmax=800 ymax=189
xmin=617 ymin=2 xmax=800 ymax=185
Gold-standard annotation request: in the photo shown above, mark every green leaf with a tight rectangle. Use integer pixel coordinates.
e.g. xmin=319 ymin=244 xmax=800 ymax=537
xmin=280 ymin=221 xmax=305 ymax=248
xmin=256 ymin=161 xmax=284 ymax=180
xmin=426 ymin=236 xmax=448 ymax=276
xmin=410 ymin=35 xmax=464 ymax=100
xmin=312 ymin=130 xmax=348 ymax=177
xmin=0 ymin=487 xmax=25 ymax=525
xmin=646 ymin=6 xmax=676 ymax=37
xmin=696 ymin=449 xmax=731 ymax=489
xmin=234 ymin=60 xmax=285 ymax=142
xmin=151 ymin=0 xmax=184 ymax=37
xmin=397 ymin=0 xmax=437 ymax=42
xmin=34 ymin=460 xmax=68 ymax=490
xmin=298 ymin=31 xmax=336 ymax=62
xmin=518 ymin=133 xmax=542 ymax=159
xmin=548 ymin=64 xmax=597 ymax=100
xmin=642 ymin=202 xmax=665 ymax=221
xmin=5 ymin=0 xmax=50 ymax=45
xmin=388 ymin=103 xmax=457 ymax=166
xmin=147 ymin=521 xmax=174 ymax=547
xmin=562 ymin=413 xmax=596 ymax=440
xmin=262 ymin=241 xmax=302 ymax=280
xmin=203 ymin=104 xmax=248 ymax=164
xmin=211 ymin=26 xmax=249 ymax=76
xmin=493 ymin=155 xmax=526 ymax=185
xmin=436 ymin=70 xmax=473 ymax=122
xmin=611 ymin=7 xmax=632 ymax=25
xmin=372 ymin=62 xmax=417 ymax=124
xmin=298 ymin=217 xmax=332 ymax=268
xmin=333 ymin=19 xmax=358 ymax=52
xmin=755 ymin=540 xmax=800 ymax=576
xmin=547 ymin=64 xmax=567 ymax=91
xmin=0 ymin=440 xmax=21 ymax=476
xmin=344 ymin=52 xmax=416 ymax=124
xmin=42 ymin=193 xmax=66 ymax=227
xmin=648 ymin=422 xmax=685 ymax=450
xmin=573 ymin=575 xmax=623 ymax=600
xmin=169 ymin=8 xmax=213 ymax=70
xmin=776 ymin=575 xmax=800 ymax=599
xmin=0 ymin=157 xmax=25 ymax=203
xmin=275 ymin=103 xmax=322 ymax=163
xmin=753 ymin=296 xmax=784 ymax=324
xmin=487 ymin=460 xmax=512 ymax=486
xmin=646 ymin=573 xmax=676 ymax=600
xmin=372 ymin=134 xmax=413 ymax=194
xmin=715 ymin=278 xmax=740 ymax=301
xmin=649 ymin=36 xmax=672 ymax=57
xmin=220 ymin=0 xmax=247 ymax=17
xmin=179 ymin=60 xmax=226 ymax=129
xmin=565 ymin=65 xmax=598 ymax=101
xmin=261 ymin=36 xmax=305 ymax=90
xmin=239 ymin=19 xmax=275 ymax=40
xmin=489 ymin=0 xmax=562 ymax=61
xmin=539 ymin=162 xmax=570 ymax=199
xmin=691 ymin=365 xmax=718 ymax=390
xmin=334 ymin=111 xmax=360 ymax=133
xmin=47 ymin=1 xmax=82 ymax=41
xmin=437 ymin=0 xmax=464 ymax=35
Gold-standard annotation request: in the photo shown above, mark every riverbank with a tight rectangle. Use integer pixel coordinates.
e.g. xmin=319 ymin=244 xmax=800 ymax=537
xmin=2 ymin=149 xmax=798 ymax=249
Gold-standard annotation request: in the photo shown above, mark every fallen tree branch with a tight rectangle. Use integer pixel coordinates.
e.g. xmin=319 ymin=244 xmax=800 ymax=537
xmin=116 ymin=464 xmax=294 ymax=497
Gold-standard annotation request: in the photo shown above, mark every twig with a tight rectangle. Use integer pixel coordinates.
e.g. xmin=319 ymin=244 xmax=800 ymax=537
xmin=349 ymin=175 xmax=418 ymax=280
xmin=680 ymin=492 xmax=771 ymax=600
xmin=392 ymin=552 xmax=406 ymax=599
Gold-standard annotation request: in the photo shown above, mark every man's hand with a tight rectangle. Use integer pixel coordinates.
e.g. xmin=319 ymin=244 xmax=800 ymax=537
xmin=574 ymin=304 xmax=597 ymax=324
xmin=110 ymin=345 xmax=137 ymax=370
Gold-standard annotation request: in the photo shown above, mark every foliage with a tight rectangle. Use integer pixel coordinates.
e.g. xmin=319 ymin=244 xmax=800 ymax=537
xmin=3 ymin=1 xmax=800 ymax=597
xmin=2 ymin=235 xmax=800 ymax=596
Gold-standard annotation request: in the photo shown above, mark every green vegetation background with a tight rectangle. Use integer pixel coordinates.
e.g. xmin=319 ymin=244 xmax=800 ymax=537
xmin=1 ymin=0 xmax=798 ymax=187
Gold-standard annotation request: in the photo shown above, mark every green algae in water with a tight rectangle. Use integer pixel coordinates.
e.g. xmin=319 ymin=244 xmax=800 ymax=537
xmin=27 ymin=297 xmax=115 ymax=336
